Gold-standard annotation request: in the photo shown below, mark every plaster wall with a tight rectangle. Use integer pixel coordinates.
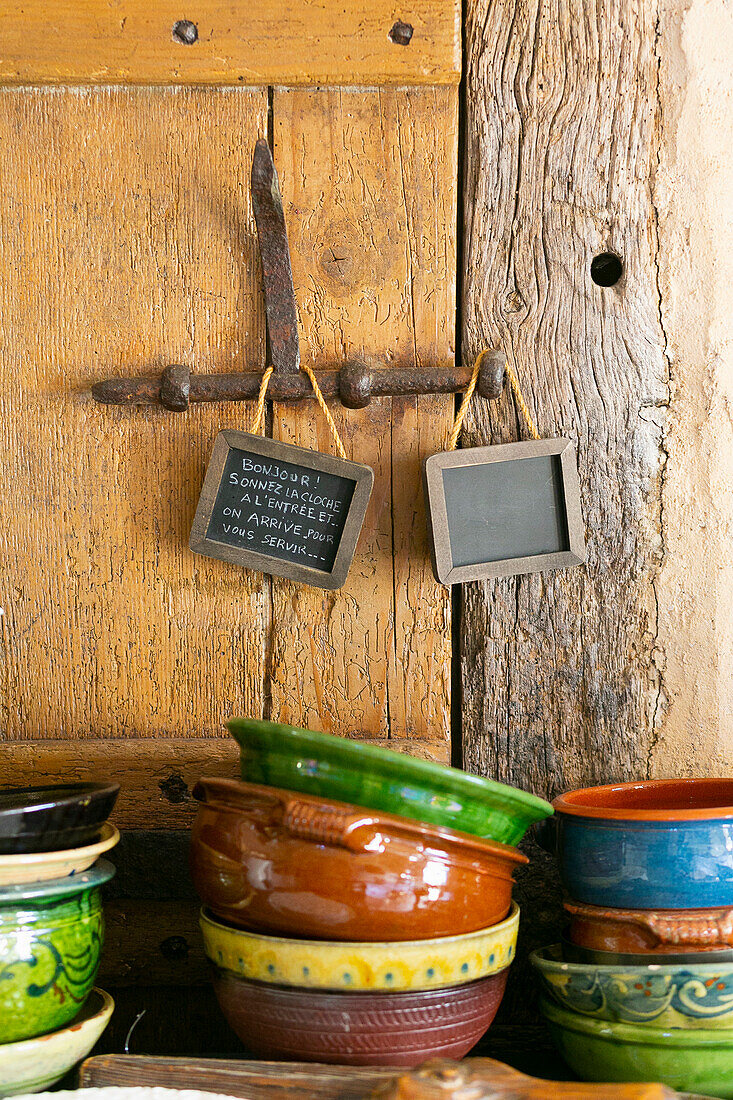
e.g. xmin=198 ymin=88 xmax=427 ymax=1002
xmin=653 ymin=0 xmax=733 ymax=773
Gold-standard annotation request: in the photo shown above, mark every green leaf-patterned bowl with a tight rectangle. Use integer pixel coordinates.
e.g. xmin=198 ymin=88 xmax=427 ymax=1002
xmin=227 ymin=719 xmax=552 ymax=844
xmin=0 ymin=859 xmax=114 ymax=1044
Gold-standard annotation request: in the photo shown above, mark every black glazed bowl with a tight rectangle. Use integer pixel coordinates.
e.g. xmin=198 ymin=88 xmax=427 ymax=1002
xmin=0 ymin=783 xmax=120 ymax=853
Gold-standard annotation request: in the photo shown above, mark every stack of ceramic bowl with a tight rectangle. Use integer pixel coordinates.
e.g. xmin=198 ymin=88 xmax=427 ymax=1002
xmin=0 ymin=783 xmax=119 ymax=1095
xmin=190 ymin=718 xmax=553 ymax=1067
xmin=532 ymin=778 xmax=733 ymax=1097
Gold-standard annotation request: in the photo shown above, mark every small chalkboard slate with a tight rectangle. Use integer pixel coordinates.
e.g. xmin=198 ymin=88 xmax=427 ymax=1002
xmin=190 ymin=430 xmax=373 ymax=590
xmin=423 ymin=438 xmax=585 ymax=585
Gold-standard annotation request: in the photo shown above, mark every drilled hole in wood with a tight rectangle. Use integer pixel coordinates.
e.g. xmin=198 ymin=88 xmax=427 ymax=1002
xmin=590 ymin=252 xmax=623 ymax=287
xmin=172 ymin=19 xmax=198 ymax=44
xmin=389 ymin=20 xmax=414 ymax=45
xmin=158 ymin=773 xmax=189 ymax=803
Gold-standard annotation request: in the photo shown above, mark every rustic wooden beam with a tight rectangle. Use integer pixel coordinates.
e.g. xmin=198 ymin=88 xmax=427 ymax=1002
xmin=460 ymin=0 xmax=668 ymax=796
xmin=81 ymin=1054 xmax=391 ymax=1094
xmin=100 ymin=899 xmax=206 ymax=986
xmin=0 ymin=1 xmax=460 ymax=87
xmin=0 ymin=737 xmax=451 ymax=828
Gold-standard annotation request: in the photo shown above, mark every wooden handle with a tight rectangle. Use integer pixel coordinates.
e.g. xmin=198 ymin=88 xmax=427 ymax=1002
xmin=379 ymin=1058 xmax=676 ymax=1100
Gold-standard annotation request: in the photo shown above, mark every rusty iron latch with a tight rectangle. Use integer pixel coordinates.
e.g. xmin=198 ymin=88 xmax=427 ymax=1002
xmin=92 ymin=140 xmax=506 ymax=412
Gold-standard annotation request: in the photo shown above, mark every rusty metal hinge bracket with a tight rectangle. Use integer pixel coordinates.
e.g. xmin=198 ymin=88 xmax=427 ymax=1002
xmin=91 ymin=140 xmax=506 ymax=412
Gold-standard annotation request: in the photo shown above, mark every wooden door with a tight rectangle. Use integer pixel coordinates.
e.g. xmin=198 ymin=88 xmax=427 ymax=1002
xmin=0 ymin=0 xmax=460 ymax=1033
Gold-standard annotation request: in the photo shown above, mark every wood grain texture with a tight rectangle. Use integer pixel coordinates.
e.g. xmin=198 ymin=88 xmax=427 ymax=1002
xmin=81 ymin=1055 xmax=390 ymax=1094
xmin=79 ymin=1027 xmax=566 ymax=1083
xmin=269 ymin=88 xmax=456 ymax=742
xmin=0 ymin=1 xmax=460 ymax=87
xmin=0 ymin=737 xmax=451 ymax=826
xmin=460 ymin=0 xmax=669 ymax=796
xmin=0 ymin=87 xmax=269 ymax=741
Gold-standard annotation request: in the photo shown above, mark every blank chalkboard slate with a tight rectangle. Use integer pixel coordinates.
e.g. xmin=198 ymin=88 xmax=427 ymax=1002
xmin=190 ymin=430 xmax=373 ymax=590
xmin=423 ymin=438 xmax=585 ymax=585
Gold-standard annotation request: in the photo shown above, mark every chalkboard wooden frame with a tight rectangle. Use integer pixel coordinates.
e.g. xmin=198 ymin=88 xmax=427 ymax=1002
xmin=424 ymin=437 xmax=585 ymax=585
xmin=190 ymin=430 xmax=373 ymax=590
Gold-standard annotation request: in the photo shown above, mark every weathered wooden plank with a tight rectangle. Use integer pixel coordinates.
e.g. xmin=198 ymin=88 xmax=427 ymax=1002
xmin=106 ymin=830 xmax=195 ymax=900
xmin=79 ymin=1026 xmax=564 ymax=1080
xmin=0 ymin=737 xmax=451 ymax=826
xmin=460 ymin=0 xmax=668 ymax=797
xmin=649 ymin=1 xmax=733 ymax=779
xmin=270 ymin=87 xmax=456 ymax=741
xmin=79 ymin=987 xmax=246 ymax=1060
xmin=0 ymin=87 xmax=269 ymax=742
xmin=81 ymin=1054 xmax=390 ymax=1094
xmin=0 ymin=1 xmax=460 ymax=87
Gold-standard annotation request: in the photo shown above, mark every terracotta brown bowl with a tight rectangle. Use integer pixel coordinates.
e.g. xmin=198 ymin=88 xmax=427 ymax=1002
xmin=560 ymin=933 xmax=733 ymax=966
xmin=209 ymin=967 xmax=509 ymax=1066
xmin=190 ymin=777 xmax=527 ymax=941
xmin=566 ymin=898 xmax=733 ymax=956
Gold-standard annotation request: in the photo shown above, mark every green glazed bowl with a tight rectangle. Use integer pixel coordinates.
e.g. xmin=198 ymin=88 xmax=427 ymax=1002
xmin=0 ymin=859 xmax=113 ymax=1044
xmin=227 ymin=719 xmax=552 ymax=844
xmin=541 ymin=995 xmax=733 ymax=1096
xmin=532 ymin=944 xmax=733 ymax=1028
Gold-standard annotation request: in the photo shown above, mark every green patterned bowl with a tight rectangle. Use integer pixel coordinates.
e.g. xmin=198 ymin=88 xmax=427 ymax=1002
xmin=0 ymin=859 xmax=113 ymax=1044
xmin=540 ymin=995 xmax=733 ymax=1096
xmin=227 ymin=719 xmax=552 ymax=844
xmin=532 ymin=944 xmax=733 ymax=1028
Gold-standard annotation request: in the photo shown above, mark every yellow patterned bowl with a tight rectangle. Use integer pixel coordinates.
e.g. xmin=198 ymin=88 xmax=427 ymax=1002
xmin=200 ymin=902 xmax=519 ymax=993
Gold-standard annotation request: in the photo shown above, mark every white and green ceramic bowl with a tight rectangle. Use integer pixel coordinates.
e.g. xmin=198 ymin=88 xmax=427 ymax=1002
xmin=0 ymin=987 xmax=113 ymax=1095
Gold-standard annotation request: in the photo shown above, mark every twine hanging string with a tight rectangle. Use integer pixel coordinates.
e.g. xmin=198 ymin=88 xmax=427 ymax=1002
xmin=448 ymin=349 xmax=540 ymax=450
xmin=249 ymin=364 xmax=348 ymax=461
xmin=249 ymin=366 xmax=274 ymax=436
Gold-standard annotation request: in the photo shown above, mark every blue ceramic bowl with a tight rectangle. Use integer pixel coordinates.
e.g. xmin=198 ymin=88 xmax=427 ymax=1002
xmin=544 ymin=779 xmax=733 ymax=909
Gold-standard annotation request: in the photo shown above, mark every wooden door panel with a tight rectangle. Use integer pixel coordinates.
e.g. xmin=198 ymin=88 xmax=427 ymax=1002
xmin=270 ymin=87 xmax=456 ymax=753
xmin=0 ymin=6 xmax=460 ymax=885
xmin=0 ymin=80 xmax=459 ymax=795
xmin=0 ymin=87 xmax=269 ymax=742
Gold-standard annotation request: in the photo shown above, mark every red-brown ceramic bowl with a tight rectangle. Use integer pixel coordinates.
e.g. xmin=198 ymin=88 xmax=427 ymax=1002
xmin=190 ymin=778 xmax=527 ymax=941
xmin=566 ymin=899 xmax=733 ymax=956
xmin=209 ymin=967 xmax=509 ymax=1066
